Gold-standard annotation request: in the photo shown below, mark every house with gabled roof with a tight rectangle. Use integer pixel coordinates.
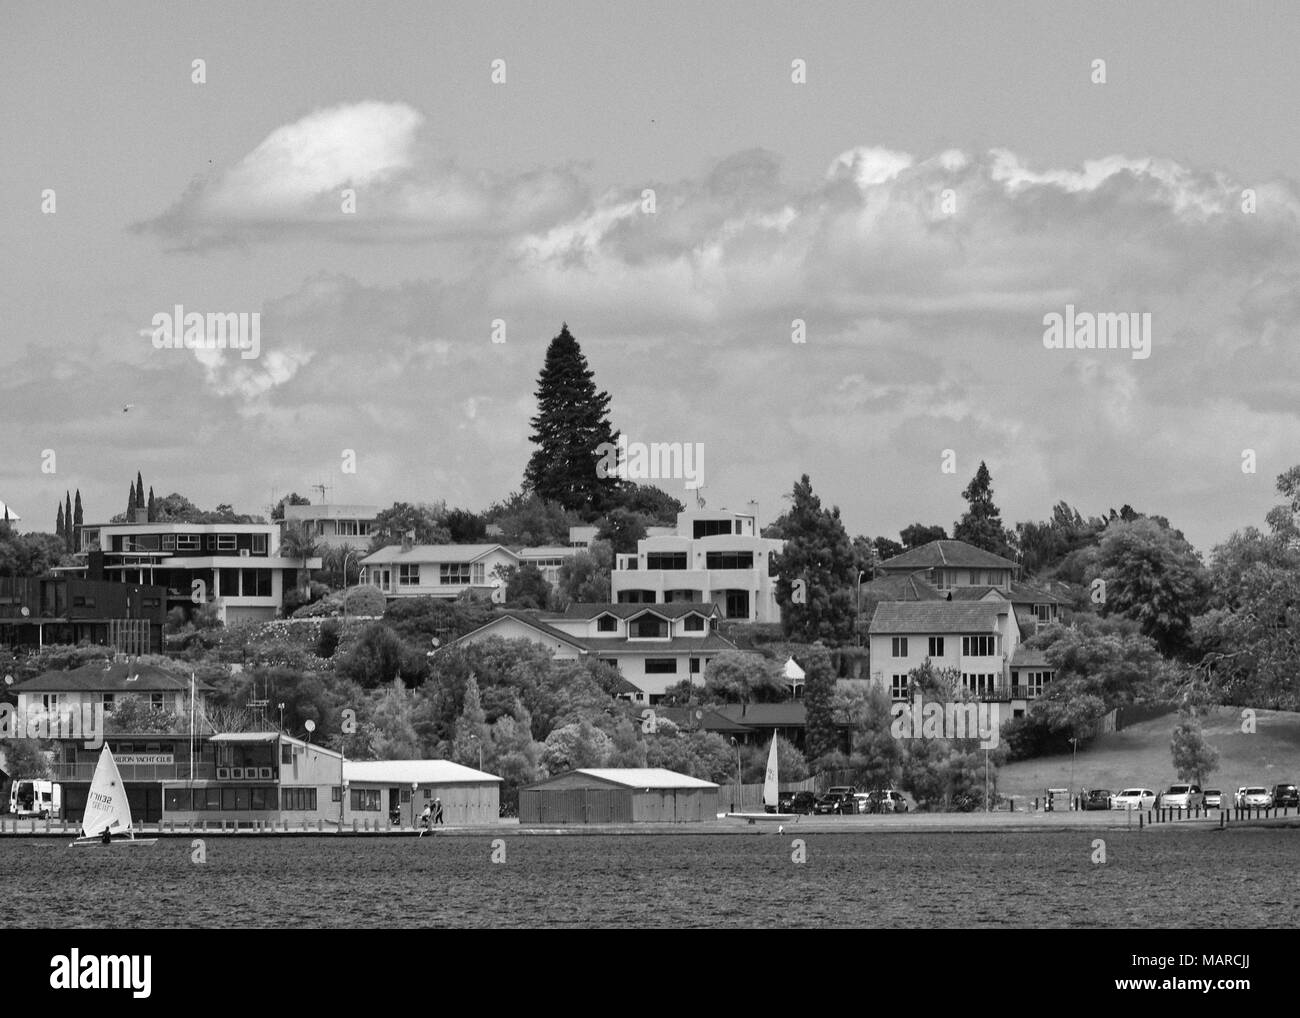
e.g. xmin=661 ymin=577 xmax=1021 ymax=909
xmin=12 ymin=659 xmax=214 ymax=725
xmin=359 ymin=543 xmax=520 ymax=600
xmin=449 ymin=601 xmax=740 ymax=704
xmin=868 ymin=599 xmax=1052 ymax=717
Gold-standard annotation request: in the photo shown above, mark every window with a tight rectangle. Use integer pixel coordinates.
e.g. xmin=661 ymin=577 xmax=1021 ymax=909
xmin=101 ymin=694 xmax=115 ymax=714
xmin=891 ymin=675 xmax=909 ymax=701
xmin=645 ymin=659 xmax=678 ymax=674
xmin=281 ymin=744 xmax=294 ymax=765
xmin=596 ymin=615 xmax=618 ymax=632
xmin=471 ymin=563 xmax=485 ymax=585
xmin=631 ymin=617 xmax=667 ymax=638
xmin=705 ymin=551 xmax=754 ymax=570
xmin=962 ymin=635 xmax=997 ymax=657
xmin=166 ymin=788 xmax=191 ymax=811
xmin=1034 ymin=604 xmax=1053 ymax=623
xmin=647 ymin=552 xmax=688 ymax=570
xmin=891 ymin=637 xmax=908 ymax=658
xmin=251 ymin=534 xmax=268 ymax=554
xmin=399 ymin=564 xmax=420 ymax=586
xmin=928 ymin=637 xmax=944 ymax=657
xmin=72 ymin=596 xmax=94 ymax=608
xmin=175 ymin=534 xmax=200 ymax=551
xmin=149 ymin=693 xmax=165 ymax=711
xmin=440 ymin=564 xmax=470 ymax=585
xmin=161 ymin=534 xmax=176 ymax=550
xmin=617 ymin=589 xmax=656 ymax=604
xmin=337 ymin=520 xmax=359 ymax=536
xmin=331 ymin=786 xmax=341 ymax=803
xmin=932 ymin=569 xmax=949 ymax=590
xmin=216 ymin=534 xmax=236 ymax=551
xmin=241 ymin=569 xmax=271 ymax=597
xmin=724 ymin=590 xmax=749 ymax=619
xmin=283 ymin=788 xmax=318 ymax=811
xmin=1023 ymin=671 xmax=1051 ymax=697
xmin=349 ymin=788 xmax=381 ymax=811
xmin=599 ymin=658 xmax=619 ymax=670
xmin=42 ymin=694 xmax=61 ymax=713
xmin=962 ymin=673 xmax=996 ymax=694
xmin=689 ymin=658 xmax=700 ymax=674
xmin=683 ymin=615 xmax=704 ymax=632
xmin=693 ymin=520 xmax=731 ymax=539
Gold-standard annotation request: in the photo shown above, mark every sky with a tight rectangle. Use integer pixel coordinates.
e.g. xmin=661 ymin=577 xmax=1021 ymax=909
xmin=1 ymin=1 xmax=1298 ymax=553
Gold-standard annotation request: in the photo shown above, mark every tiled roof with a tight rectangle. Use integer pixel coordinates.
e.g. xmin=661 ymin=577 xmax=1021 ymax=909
xmin=713 ymin=703 xmax=809 ymax=726
xmin=454 ymin=611 xmax=589 ymax=651
xmin=360 ymin=543 xmax=518 ymax=564
xmin=868 ymin=601 xmax=1009 ymax=635
xmin=13 ymin=662 xmax=215 ymax=693
xmin=1010 ymin=646 xmax=1052 ymax=668
xmin=877 ymin=540 xmax=1017 ymax=572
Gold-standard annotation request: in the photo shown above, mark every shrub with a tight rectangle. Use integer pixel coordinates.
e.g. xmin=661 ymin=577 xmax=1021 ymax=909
xmin=344 ymin=584 xmax=387 ymax=617
xmin=317 ymin=620 xmax=341 ymax=658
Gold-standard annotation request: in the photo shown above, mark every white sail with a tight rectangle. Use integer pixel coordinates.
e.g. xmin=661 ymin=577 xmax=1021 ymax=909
xmin=762 ymin=734 xmax=780 ymax=808
xmin=80 ymin=745 xmax=133 ymax=839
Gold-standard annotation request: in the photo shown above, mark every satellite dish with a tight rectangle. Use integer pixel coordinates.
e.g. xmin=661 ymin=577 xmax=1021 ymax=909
xmin=304 ymin=719 xmax=316 ymax=733
xmin=695 ymin=709 xmax=703 ymax=720
xmin=19 ymin=606 xmax=29 ymax=617
xmin=3 ymin=674 xmax=12 ymax=686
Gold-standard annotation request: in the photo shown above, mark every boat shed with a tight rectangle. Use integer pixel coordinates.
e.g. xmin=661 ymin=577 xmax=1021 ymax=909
xmin=343 ymin=759 xmax=501 ymax=826
xmin=520 ymin=768 xmax=718 ymax=824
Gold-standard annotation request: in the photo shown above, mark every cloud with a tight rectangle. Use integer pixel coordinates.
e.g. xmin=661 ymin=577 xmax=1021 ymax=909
xmin=136 ymin=101 xmax=589 ymax=247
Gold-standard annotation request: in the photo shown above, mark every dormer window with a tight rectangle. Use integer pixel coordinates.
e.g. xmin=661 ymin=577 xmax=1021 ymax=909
xmin=630 ymin=617 xmax=667 ymax=638
xmin=597 ymin=615 xmax=618 ymax=633
xmin=683 ymin=615 xmax=704 ymax=632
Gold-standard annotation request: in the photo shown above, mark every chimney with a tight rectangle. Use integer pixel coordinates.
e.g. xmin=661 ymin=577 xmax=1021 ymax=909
xmin=133 ymin=508 xmax=148 ymax=524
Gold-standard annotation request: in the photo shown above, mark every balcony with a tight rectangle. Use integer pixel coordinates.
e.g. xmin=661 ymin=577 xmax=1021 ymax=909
xmin=970 ymin=685 xmax=1044 ymax=703
xmin=52 ymin=761 xmax=217 ymax=782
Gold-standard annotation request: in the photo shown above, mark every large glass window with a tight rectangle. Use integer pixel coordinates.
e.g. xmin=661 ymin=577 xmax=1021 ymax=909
xmin=630 ymin=617 xmax=667 ymax=638
xmin=891 ymin=637 xmax=908 ymax=657
xmin=596 ymin=615 xmax=618 ymax=632
xmin=349 ymin=788 xmax=381 ymax=811
xmin=724 ymin=590 xmax=749 ymax=619
xmin=645 ymin=659 xmax=678 ymax=674
xmin=693 ymin=520 xmax=731 ymax=538
xmin=928 ymin=637 xmax=944 ymax=657
xmin=962 ymin=635 xmax=997 ymax=657
xmin=399 ymin=564 xmax=420 ymax=586
xmin=705 ymin=551 xmax=754 ymax=570
xmin=647 ymin=552 xmax=688 ymax=570
xmin=440 ymin=564 xmax=470 ymax=585
xmin=683 ymin=615 xmax=704 ymax=632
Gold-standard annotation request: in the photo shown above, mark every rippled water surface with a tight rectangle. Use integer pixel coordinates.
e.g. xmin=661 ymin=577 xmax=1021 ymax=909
xmin=2 ymin=829 xmax=1295 ymax=928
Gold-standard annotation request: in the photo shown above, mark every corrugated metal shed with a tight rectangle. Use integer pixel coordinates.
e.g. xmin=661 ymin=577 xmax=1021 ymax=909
xmin=519 ymin=768 xmax=718 ymax=824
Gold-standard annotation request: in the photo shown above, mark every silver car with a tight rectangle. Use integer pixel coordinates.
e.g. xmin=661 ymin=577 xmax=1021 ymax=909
xmin=1235 ymin=786 xmax=1273 ymax=809
xmin=1162 ymin=784 xmax=1204 ymax=810
xmin=1112 ymin=788 xmax=1156 ymax=810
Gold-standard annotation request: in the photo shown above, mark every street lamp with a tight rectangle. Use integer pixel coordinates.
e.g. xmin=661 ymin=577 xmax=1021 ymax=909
xmin=277 ymin=702 xmax=285 ymax=732
xmin=341 ymin=549 xmax=361 ymax=627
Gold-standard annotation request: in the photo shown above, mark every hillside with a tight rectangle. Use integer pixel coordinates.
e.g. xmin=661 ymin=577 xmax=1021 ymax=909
xmin=997 ymin=706 xmax=1300 ymax=801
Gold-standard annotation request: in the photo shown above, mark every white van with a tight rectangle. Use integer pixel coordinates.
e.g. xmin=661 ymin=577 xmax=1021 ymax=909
xmin=8 ymin=779 xmax=62 ymax=819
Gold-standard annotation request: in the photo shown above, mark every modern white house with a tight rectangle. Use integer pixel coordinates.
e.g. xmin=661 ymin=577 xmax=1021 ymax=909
xmin=282 ymin=503 xmax=380 ymax=551
xmin=867 ymin=600 xmax=1051 ymax=718
xmin=68 ymin=517 xmax=321 ymax=622
xmin=359 ymin=543 xmax=521 ymax=600
xmin=450 ymin=602 xmax=740 ymax=704
xmin=610 ymin=510 xmax=785 ymax=623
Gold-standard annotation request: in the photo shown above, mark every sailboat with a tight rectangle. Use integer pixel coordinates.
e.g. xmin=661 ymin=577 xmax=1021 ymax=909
xmin=724 ymin=734 xmax=796 ymax=824
xmin=69 ymin=745 xmax=157 ymax=847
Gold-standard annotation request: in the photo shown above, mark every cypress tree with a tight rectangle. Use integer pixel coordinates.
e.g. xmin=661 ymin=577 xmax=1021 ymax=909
xmin=147 ymin=486 xmax=156 ymax=522
xmin=64 ymin=492 xmax=73 ymax=550
xmin=127 ymin=483 xmax=137 ymax=517
xmin=73 ymin=490 xmax=83 ymax=548
xmin=523 ymin=324 xmax=621 ymax=517
xmin=135 ymin=472 xmax=145 ymax=512
xmin=56 ymin=502 xmax=66 ymax=543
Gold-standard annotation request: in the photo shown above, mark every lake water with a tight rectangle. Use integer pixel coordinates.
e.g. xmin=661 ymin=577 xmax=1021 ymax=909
xmin=3 ymin=828 xmax=1295 ymax=928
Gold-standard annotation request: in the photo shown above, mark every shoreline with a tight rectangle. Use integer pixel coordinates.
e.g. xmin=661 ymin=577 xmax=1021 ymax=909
xmin=5 ymin=811 xmax=1296 ymax=838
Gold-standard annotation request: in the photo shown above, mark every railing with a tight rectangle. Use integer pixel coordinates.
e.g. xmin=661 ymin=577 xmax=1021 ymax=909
xmin=51 ymin=762 xmax=217 ymax=782
xmin=971 ymin=685 xmax=1042 ymax=702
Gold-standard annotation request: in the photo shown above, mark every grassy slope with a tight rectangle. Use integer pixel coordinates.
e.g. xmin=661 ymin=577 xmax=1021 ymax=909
xmin=997 ymin=706 xmax=1300 ymax=800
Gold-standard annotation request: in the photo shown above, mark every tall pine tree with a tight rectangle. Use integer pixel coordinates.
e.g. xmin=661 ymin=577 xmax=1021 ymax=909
xmin=770 ymin=474 xmax=858 ymax=643
xmin=523 ymin=324 xmax=621 ymax=517
xmin=135 ymin=472 xmax=145 ymax=513
xmin=147 ymin=486 xmax=156 ymax=522
xmin=64 ymin=492 xmax=73 ymax=550
xmin=56 ymin=502 xmax=66 ymax=544
xmin=952 ymin=461 xmax=1014 ymax=558
xmin=127 ymin=483 xmax=137 ymax=518
xmin=73 ymin=490 xmax=83 ymax=548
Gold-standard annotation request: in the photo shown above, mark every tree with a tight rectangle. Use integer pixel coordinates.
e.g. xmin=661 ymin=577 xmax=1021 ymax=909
xmin=271 ymin=492 xmax=311 ymax=522
xmin=770 ymin=475 xmax=857 ymax=643
xmin=279 ymin=522 xmax=322 ymax=596
xmin=802 ymin=646 xmax=840 ymax=762
xmin=444 ymin=508 xmax=487 ymax=544
xmin=496 ymin=563 xmax=552 ymax=610
xmin=0 ymin=739 xmax=52 ymax=779
xmin=540 ymin=719 xmax=612 ymax=773
xmin=900 ymin=523 xmax=947 ymax=549
xmin=701 ymin=651 xmax=786 ymax=705
xmin=338 ymin=623 xmax=426 ymax=688
xmin=554 ymin=541 xmax=612 ymax=608
xmin=146 ymin=487 xmax=155 ymax=522
xmin=1170 ymin=716 xmax=1219 ymax=785
xmin=485 ymin=491 xmax=580 ymax=547
xmin=595 ymin=507 xmax=647 ymax=554
xmin=952 ymin=462 xmax=1014 ymax=558
xmin=106 ymin=695 xmax=183 ymax=733
xmin=369 ymin=502 xmax=449 ymax=548
xmin=523 ymin=324 xmax=621 ymax=517
xmin=55 ymin=503 xmax=65 ymax=548
xmin=451 ymin=674 xmax=492 ymax=767
xmin=73 ymin=490 xmax=83 ymax=545
xmin=873 ymin=536 xmax=905 ymax=562
xmin=126 ymin=483 xmax=137 ymax=519
xmin=617 ymin=484 xmax=684 ymax=525
xmin=1095 ymin=517 xmax=1208 ymax=656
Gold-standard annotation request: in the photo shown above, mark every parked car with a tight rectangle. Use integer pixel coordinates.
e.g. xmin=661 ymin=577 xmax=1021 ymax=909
xmin=1203 ymin=789 xmax=1223 ymax=808
xmin=814 ymin=787 xmax=858 ymax=814
xmin=1272 ymin=783 xmax=1299 ymax=808
xmin=1235 ymin=786 xmax=1274 ymax=809
xmin=864 ymin=789 xmax=910 ymax=814
xmin=1112 ymin=788 xmax=1156 ymax=810
xmin=777 ymin=790 xmax=818 ymax=814
xmin=1161 ymin=784 xmax=1204 ymax=810
xmin=1083 ymin=789 xmax=1113 ymax=811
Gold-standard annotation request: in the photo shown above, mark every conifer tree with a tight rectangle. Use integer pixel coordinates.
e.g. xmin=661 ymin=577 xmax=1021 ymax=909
xmin=523 ymin=324 xmax=621 ymax=517
xmin=127 ymin=483 xmax=137 ymax=518
xmin=147 ymin=486 xmax=156 ymax=522
xmin=64 ymin=492 xmax=73 ymax=550
xmin=770 ymin=474 xmax=858 ymax=643
xmin=73 ymin=490 xmax=83 ymax=547
xmin=56 ymin=502 xmax=66 ymax=543
xmin=953 ymin=461 xmax=1014 ymax=558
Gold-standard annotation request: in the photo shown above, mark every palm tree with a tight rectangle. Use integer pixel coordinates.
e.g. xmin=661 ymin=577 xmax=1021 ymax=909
xmin=279 ymin=522 xmax=322 ymax=595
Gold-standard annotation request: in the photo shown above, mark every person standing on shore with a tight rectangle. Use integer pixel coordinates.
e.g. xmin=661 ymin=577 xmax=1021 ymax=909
xmin=420 ymin=801 xmax=432 ymax=832
xmin=434 ymin=798 xmax=444 ymax=825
